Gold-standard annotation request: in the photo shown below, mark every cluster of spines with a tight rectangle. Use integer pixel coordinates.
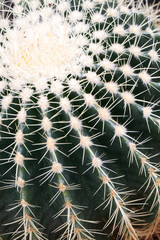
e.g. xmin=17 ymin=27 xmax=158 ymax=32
xmin=0 ymin=0 xmax=160 ymax=240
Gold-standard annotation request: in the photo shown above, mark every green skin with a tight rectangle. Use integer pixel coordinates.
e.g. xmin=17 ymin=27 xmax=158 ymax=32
xmin=0 ymin=1 xmax=160 ymax=240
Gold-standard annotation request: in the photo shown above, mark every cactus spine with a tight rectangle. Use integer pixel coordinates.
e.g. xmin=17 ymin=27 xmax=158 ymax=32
xmin=0 ymin=0 xmax=160 ymax=239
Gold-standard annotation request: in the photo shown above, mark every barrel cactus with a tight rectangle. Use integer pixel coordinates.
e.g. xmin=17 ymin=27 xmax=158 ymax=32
xmin=0 ymin=0 xmax=160 ymax=239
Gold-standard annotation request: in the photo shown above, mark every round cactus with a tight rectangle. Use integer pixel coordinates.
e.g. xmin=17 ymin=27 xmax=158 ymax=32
xmin=0 ymin=0 xmax=160 ymax=240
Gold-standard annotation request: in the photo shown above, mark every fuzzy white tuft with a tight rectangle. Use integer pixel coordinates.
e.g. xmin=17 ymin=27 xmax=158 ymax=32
xmin=109 ymin=43 xmax=125 ymax=54
xmin=84 ymin=94 xmax=96 ymax=107
xmin=86 ymin=71 xmax=101 ymax=85
xmin=60 ymin=97 xmax=71 ymax=113
xmin=119 ymin=64 xmax=134 ymax=77
xmin=17 ymin=108 xmax=27 ymax=124
xmin=120 ymin=5 xmax=130 ymax=14
xmin=52 ymin=162 xmax=63 ymax=174
xmin=89 ymin=43 xmax=104 ymax=54
xmin=129 ymin=24 xmax=141 ymax=35
xmin=100 ymin=59 xmax=115 ymax=71
xmin=91 ymin=13 xmax=105 ymax=23
xmin=42 ymin=117 xmax=52 ymax=132
xmin=114 ymin=125 xmax=127 ymax=137
xmin=70 ymin=116 xmax=82 ymax=131
xmin=20 ymin=88 xmax=33 ymax=103
xmin=51 ymin=80 xmax=64 ymax=96
xmin=14 ymin=152 xmax=24 ymax=166
xmin=38 ymin=96 xmax=49 ymax=112
xmin=113 ymin=25 xmax=126 ymax=36
xmin=148 ymin=49 xmax=158 ymax=61
xmin=121 ymin=91 xmax=135 ymax=104
xmin=16 ymin=177 xmax=25 ymax=188
xmin=105 ymin=81 xmax=119 ymax=94
xmin=129 ymin=142 xmax=137 ymax=152
xmin=82 ymin=1 xmax=95 ymax=10
xmin=56 ymin=1 xmax=70 ymax=12
xmin=92 ymin=157 xmax=103 ymax=168
xmin=93 ymin=30 xmax=108 ymax=40
xmin=46 ymin=137 xmax=57 ymax=151
xmin=1 ymin=94 xmax=13 ymax=110
xmin=107 ymin=7 xmax=118 ymax=17
xmin=142 ymin=106 xmax=152 ymax=119
xmin=98 ymin=107 xmax=111 ymax=121
xmin=68 ymin=78 xmax=81 ymax=93
xmin=129 ymin=45 xmax=142 ymax=57
xmin=15 ymin=130 xmax=24 ymax=145
xmin=69 ymin=10 xmax=83 ymax=22
xmin=80 ymin=135 xmax=92 ymax=148
xmin=138 ymin=71 xmax=151 ymax=84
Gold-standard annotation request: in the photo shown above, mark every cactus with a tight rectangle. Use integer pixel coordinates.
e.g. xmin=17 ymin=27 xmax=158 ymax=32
xmin=0 ymin=0 xmax=160 ymax=239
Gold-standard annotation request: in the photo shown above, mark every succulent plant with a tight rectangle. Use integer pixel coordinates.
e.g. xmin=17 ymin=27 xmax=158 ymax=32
xmin=0 ymin=0 xmax=160 ymax=239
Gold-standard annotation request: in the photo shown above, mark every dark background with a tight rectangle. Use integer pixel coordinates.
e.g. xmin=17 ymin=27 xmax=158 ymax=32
xmin=140 ymin=0 xmax=159 ymax=4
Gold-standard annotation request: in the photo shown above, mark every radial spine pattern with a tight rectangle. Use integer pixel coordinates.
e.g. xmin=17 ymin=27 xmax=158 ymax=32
xmin=0 ymin=0 xmax=160 ymax=240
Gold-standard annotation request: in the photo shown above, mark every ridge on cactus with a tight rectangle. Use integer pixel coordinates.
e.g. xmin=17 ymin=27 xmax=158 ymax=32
xmin=0 ymin=0 xmax=160 ymax=239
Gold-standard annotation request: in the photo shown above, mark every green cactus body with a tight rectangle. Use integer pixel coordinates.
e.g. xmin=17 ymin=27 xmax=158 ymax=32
xmin=0 ymin=0 xmax=160 ymax=239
